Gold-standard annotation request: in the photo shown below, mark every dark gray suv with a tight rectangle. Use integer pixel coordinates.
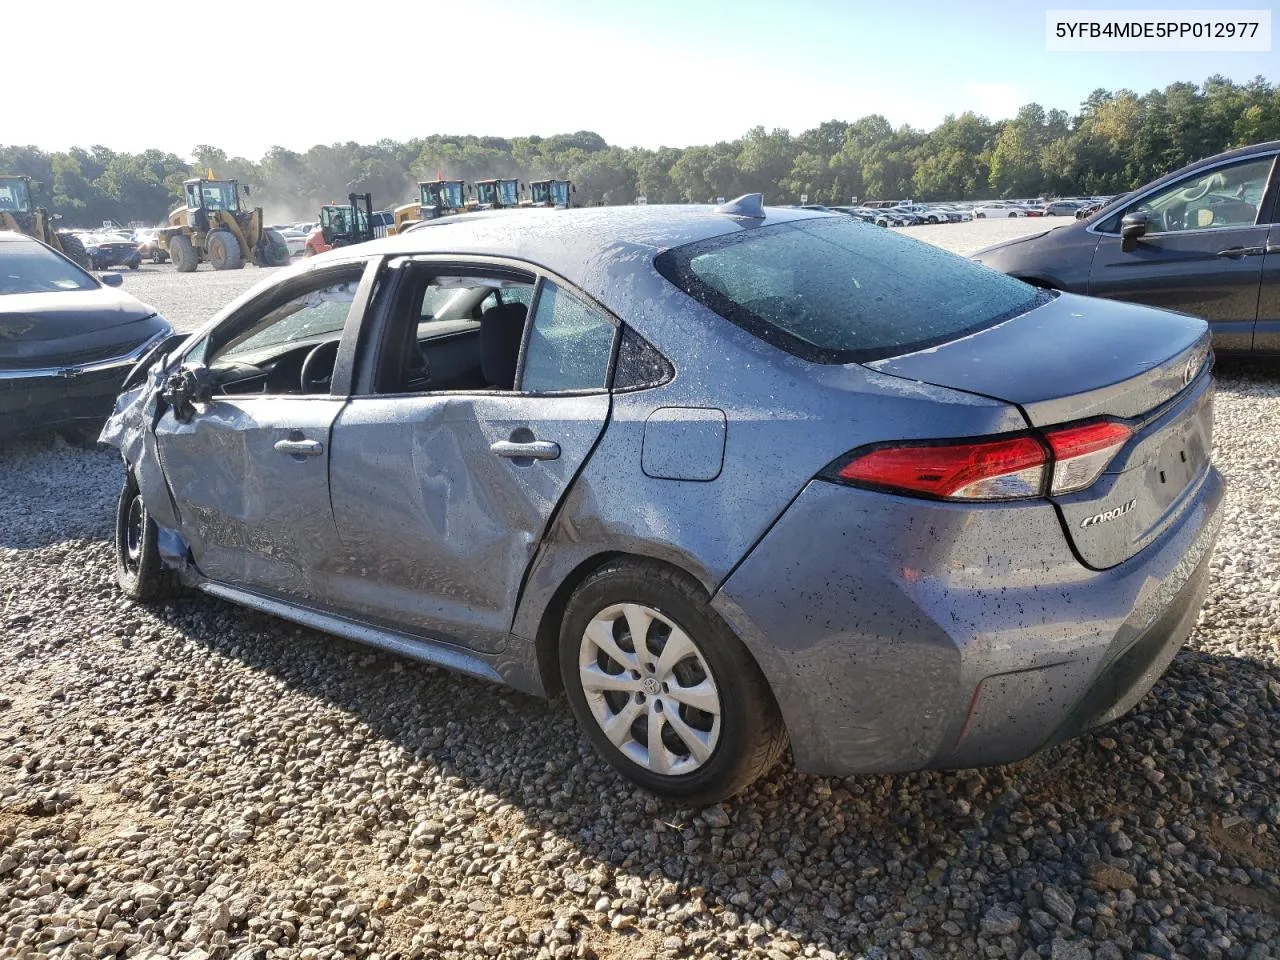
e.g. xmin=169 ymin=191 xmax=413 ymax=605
xmin=972 ymin=140 xmax=1280 ymax=354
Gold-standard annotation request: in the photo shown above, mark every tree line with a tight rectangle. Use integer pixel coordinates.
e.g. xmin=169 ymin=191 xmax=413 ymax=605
xmin=3 ymin=75 xmax=1277 ymax=228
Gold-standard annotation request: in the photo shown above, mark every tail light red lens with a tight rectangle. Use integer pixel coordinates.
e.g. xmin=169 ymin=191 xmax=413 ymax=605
xmin=838 ymin=436 xmax=1047 ymax=500
xmin=833 ymin=420 xmax=1133 ymax=502
xmin=1043 ymin=420 xmax=1133 ymax=494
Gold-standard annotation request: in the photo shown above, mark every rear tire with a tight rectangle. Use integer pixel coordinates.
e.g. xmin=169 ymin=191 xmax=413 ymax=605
xmin=207 ymin=229 xmax=242 ymax=270
xmin=114 ymin=472 xmax=185 ymax=602
xmin=559 ymin=559 xmax=787 ymax=805
xmin=1008 ymin=212 xmax=1018 ymax=218
xmin=57 ymin=232 xmax=91 ymax=269
xmin=169 ymin=234 xmax=198 ymax=272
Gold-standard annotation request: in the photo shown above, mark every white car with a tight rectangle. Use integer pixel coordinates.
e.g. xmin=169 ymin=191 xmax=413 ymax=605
xmin=276 ymin=228 xmax=310 ymax=257
xmin=972 ymin=202 xmax=1028 ymax=219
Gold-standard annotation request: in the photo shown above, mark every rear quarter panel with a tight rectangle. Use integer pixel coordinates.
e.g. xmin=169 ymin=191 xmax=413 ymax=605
xmin=509 ymin=280 xmax=1029 ymax=689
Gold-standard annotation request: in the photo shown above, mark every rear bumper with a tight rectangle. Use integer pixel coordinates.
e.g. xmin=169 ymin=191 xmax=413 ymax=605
xmin=711 ymin=464 xmax=1225 ymax=776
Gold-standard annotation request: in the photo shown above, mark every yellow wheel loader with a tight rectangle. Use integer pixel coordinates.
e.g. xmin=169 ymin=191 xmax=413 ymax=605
xmin=0 ymin=175 xmax=91 ymax=268
xmin=389 ymin=179 xmax=468 ymax=235
xmin=156 ymin=177 xmax=290 ymax=273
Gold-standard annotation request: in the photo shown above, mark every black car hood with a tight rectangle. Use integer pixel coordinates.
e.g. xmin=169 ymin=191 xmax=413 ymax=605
xmin=0 ymin=288 xmax=166 ymax=369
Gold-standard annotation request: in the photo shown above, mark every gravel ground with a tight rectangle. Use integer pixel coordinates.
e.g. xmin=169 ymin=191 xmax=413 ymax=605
xmin=2 ymin=220 xmax=1278 ymax=960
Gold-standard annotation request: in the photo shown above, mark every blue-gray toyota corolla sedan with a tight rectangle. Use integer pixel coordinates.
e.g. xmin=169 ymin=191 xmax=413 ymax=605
xmin=101 ymin=198 xmax=1224 ymax=804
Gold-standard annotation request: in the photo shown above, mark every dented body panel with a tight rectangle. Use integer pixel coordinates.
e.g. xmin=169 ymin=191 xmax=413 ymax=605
xmin=101 ymin=205 xmax=1226 ymax=776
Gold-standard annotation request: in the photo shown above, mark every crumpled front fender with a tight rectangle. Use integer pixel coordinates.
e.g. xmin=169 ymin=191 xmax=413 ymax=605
xmin=98 ymin=366 xmax=180 ymax=530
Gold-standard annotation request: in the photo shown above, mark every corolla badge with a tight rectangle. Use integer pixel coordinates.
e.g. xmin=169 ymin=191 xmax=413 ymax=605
xmin=1080 ymin=499 xmax=1137 ymax=528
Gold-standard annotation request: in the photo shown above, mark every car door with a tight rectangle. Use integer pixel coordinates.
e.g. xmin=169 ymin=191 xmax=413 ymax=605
xmin=153 ymin=260 xmax=376 ymax=600
xmin=324 ymin=262 xmax=616 ymax=654
xmin=1088 ymin=152 xmax=1278 ymax=352
xmin=1254 ymin=210 xmax=1280 ymax=352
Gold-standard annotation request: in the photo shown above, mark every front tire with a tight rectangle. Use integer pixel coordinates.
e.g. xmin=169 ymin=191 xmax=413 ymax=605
xmin=114 ymin=472 xmax=184 ymax=602
xmin=559 ymin=559 xmax=787 ymax=805
xmin=207 ymin=229 xmax=243 ymax=270
xmin=169 ymin=234 xmax=198 ymax=272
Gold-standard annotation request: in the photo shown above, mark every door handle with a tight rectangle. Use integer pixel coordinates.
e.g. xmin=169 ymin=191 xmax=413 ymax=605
xmin=1216 ymin=246 xmax=1264 ymax=258
xmin=1267 ymin=243 xmax=1280 ymax=255
xmin=490 ymin=439 xmax=561 ymax=461
xmin=274 ymin=438 xmax=324 ymax=457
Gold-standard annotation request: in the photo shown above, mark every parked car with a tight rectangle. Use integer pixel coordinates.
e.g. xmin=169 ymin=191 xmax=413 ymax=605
xmin=0 ymin=232 xmax=174 ymax=442
xmin=133 ymin=228 xmax=168 ymax=264
xmin=102 ymin=200 xmax=1223 ymax=804
xmin=1044 ymin=199 xmax=1086 ymax=216
xmin=972 ymin=139 xmax=1280 ymax=354
xmin=932 ymin=203 xmax=973 ymax=222
xmin=274 ymin=227 xmax=310 ymax=257
xmin=82 ymin=232 xmax=143 ymax=270
xmin=830 ymin=206 xmax=884 ymax=226
xmin=973 ymin=202 xmax=1028 ymax=218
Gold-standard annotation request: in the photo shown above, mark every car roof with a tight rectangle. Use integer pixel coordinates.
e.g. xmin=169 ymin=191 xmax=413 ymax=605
xmin=0 ymin=230 xmax=40 ymax=245
xmin=320 ymin=203 xmax=830 ymax=285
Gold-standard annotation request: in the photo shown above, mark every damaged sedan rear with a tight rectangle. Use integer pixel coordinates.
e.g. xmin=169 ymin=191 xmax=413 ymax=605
xmin=101 ymin=200 xmax=1224 ymax=804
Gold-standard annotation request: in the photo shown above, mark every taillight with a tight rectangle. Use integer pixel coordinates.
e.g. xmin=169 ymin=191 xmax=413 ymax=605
xmin=837 ymin=436 xmax=1047 ymax=501
xmin=1043 ymin=420 xmax=1132 ymax=494
xmin=831 ymin=420 xmax=1133 ymax=502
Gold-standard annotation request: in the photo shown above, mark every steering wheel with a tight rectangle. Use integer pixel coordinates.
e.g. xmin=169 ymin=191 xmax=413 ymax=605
xmin=300 ymin=340 xmax=341 ymax=394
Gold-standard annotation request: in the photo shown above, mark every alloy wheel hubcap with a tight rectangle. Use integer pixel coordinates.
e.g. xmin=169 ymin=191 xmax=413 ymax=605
xmin=578 ymin=602 xmax=721 ymax=776
xmin=125 ymin=496 xmax=143 ymax=568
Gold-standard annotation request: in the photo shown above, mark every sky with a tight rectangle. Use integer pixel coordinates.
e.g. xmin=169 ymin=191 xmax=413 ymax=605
xmin=13 ymin=0 xmax=1276 ymax=160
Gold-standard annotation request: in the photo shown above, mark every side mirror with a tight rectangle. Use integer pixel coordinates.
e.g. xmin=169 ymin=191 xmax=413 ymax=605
xmin=50 ymin=213 xmax=63 ymax=222
xmin=161 ymin=362 xmax=215 ymax=421
xmin=1120 ymin=212 xmax=1148 ymax=253
xmin=99 ymin=272 xmax=123 ymax=287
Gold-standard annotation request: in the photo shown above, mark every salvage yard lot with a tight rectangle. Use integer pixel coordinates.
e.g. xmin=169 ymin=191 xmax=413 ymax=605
xmin=1 ymin=218 xmax=1278 ymax=960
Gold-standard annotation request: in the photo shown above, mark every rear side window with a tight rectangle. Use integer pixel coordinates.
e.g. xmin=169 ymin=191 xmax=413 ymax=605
xmin=655 ymin=217 xmax=1043 ymax=362
xmin=520 ymin=281 xmax=616 ymax=392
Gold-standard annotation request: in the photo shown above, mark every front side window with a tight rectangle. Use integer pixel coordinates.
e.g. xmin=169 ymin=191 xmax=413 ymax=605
xmin=216 ymin=279 xmax=357 ymax=365
xmin=194 ymin=271 xmax=364 ymax=396
xmin=0 ymin=238 xmax=96 ymax=294
xmin=1113 ymin=155 xmax=1276 ymax=234
xmin=656 ymin=217 xmax=1042 ymax=363
xmin=520 ymin=282 xmax=616 ymax=392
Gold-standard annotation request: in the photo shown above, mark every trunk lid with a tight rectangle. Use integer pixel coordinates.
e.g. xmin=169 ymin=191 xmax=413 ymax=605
xmin=867 ymin=291 xmax=1214 ymax=568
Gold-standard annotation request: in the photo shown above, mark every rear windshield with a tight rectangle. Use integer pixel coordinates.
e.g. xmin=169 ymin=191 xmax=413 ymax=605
xmin=0 ymin=240 xmax=97 ymax=295
xmin=654 ymin=216 xmax=1044 ymax=362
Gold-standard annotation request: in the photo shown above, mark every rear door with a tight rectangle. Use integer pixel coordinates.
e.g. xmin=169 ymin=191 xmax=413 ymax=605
xmin=153 ymin=261 xmax=374 ymax=600
xmin=325 ymin=263 xmax=617 ymax=653
xmin=1087 ymin=152 xmax=1277 ymax=352
xmin=1253 ymin=222 xmax=1280 ymax=353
